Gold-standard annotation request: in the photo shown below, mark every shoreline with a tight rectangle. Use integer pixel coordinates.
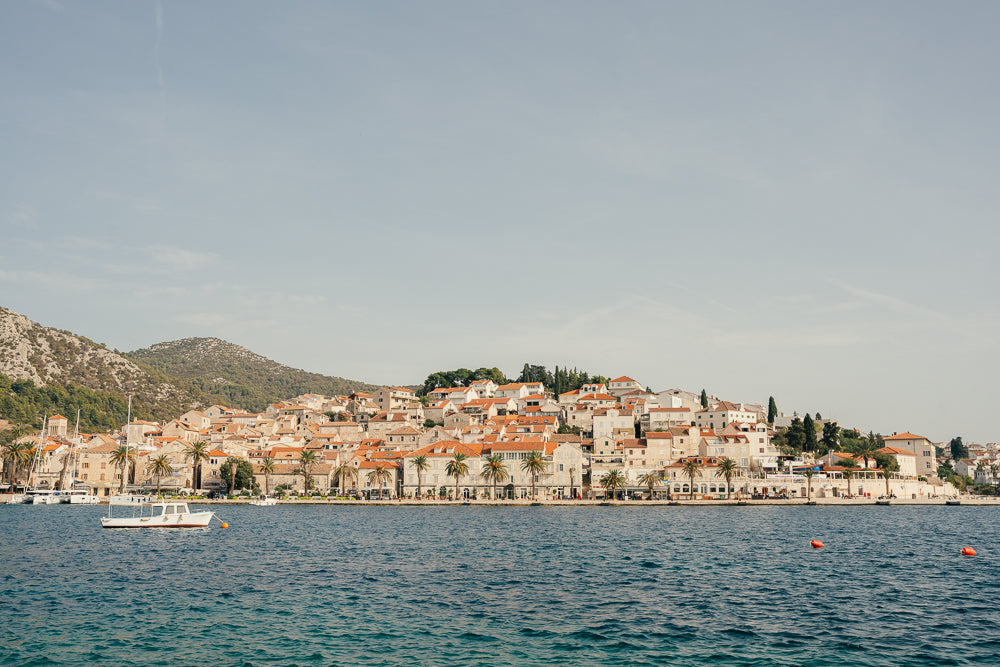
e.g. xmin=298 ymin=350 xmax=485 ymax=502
xmin=189 ymin=497 xmax=996 ymax=507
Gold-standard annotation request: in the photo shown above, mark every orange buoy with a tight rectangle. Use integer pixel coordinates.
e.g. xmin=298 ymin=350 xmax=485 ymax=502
xmin=220 ymin=522 xmax=229 ymax=529
xmin=810 ymin=540 xmax=824 ymax=549
xmin=961 ymin=547 xmax=976 ymax=556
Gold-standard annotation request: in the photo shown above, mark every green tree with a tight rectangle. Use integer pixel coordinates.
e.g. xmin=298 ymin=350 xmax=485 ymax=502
xmin=259 ymin=456 xmax=275 ymax=496
xmin=2 ymin=438 xmax=34 ymax=487
xmin=683 ymin=459 xmax=702 ymax=500
xmin=145 ymin=454 xmax=173 ymax=496
xmin=110 ymin=444 xmax=134 ymax=494
xmin=480 ymin=453 xmax=510 ymax=500
xmin=767 ymin=396 xmax=777 ymax=424
xmin=841 ymin=463 xmax=858 ymax=497
xmin=225 ymin=456 xmax=240 ymax=494
xmin=821 ymin=421 xmax=840 ymax=453
xmin=333 ymin=462 xmax=359 ymax=496
xmin=802 ymin=414 xmax=817 ymax=452
xmin=599 ymin=470 xmax=626 ymax=500
xmin=785 ymin=417 xmax=805 ymax=452
xmin=855 ymin=442 xmax=877 ymax=469
xmin=446 ymin=452 xmax=469 ymax=500
xmin=411 ymin=454 xmax=430 ymax=499
xmin=714 ymin=458 xmax=738 ymax=499
xmin=950 ymin=437 xmax=968 ymax=460
xmin=366 ymin=464 xmax=393 ymax=499
xmin=219 ymin=458 xmax=255 ymax=494
xmin=183 ymin=440 xmax=211 ymax=491
xmin=700 ymin=389 xmax=708 ymax=409
xmin=879 ymin=468 xmax=893 ymax=497
xmin=637 ymin=471 xmax=661 ymax=500
xmin=520 ymin=450 xmax=548 ymax=499
xmin=298 ymin=450 xmax=318 ymax=493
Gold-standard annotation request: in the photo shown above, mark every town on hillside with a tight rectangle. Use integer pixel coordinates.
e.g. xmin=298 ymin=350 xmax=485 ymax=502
xmin=1 ymin=377 xmax=979 ymax=501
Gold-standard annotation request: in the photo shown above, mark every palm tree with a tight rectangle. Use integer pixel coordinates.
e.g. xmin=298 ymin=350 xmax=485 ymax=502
xmin=520 ymin=450 xmax=548 ymax=499
xmin=183 ymin=440 xmax=211 ymax=491
xmin=2 ymin=439 xmax=34 ymax=487
xmin=637 ymin=471 xmax=661 ymax=500
xmin=714 ymin=458 xmax=738 ymax=499
xmin=145 ymin=454 xmax=173 ymax=496
xmin=411 ymin=455 xmax=430 ymax=499
xmin=334 ymin=462 xmax=359 ymax=496
xmin=225 ymin=456 xmax=241 ymax=495
xmin=842 ymin=466 xmax=857 ymax=497
xmin=480 ymin=453 xmax=509 ymax=500
xmin=16 ymin=440 xmax=37 ymax=488
xmin=803 ymin=468 xmax=815 ymax=501
xmin=879 ymin=468 xmax=892 ymax=497
xmin=855 ymin=444 xmax=876 ymax=470
xmin=682 ymin=459 xmax=702 ymax=500
xmin=366 ymin=465 xmax=393 ymax=499
xmin=446 ymin=452 xmax=469 ymax=500
xmin=599 ymin=470 xmax=626 ymax=500
xmin=110 ymin=444 xmax=134 ymax=494
xmin=990 ymin=463 xmax=999 ymax=496
xmin=260 ymin=456 xmax=275 ymax=496
xmin=298 ymin=450 xmax=318 ymax=494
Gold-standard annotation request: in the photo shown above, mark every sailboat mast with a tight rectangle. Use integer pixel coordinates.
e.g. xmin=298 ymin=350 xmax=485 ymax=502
xmin=71 ymin=409 xmax=81 ymax=487
xmin=27 ymin=415 xmax=46 ymax=491
xmin=125 ymin=395 xmax=132 ymax=492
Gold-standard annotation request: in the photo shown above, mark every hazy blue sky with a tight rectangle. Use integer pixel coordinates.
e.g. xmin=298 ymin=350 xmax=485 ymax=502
xmin=2 ymin=1 xmax=998 ymax=443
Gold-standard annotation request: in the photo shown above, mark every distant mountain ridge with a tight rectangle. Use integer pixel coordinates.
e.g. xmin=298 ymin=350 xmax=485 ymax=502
xmin=0 ymin=306 xmax=191 ymax=422
xmin=127 ymin=337 xmax=379 ymax=411
xmin=0 ymin=306 xmax=381 ymax=428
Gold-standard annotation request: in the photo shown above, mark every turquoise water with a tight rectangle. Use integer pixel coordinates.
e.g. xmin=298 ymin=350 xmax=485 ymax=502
xmin=2 ymin=504 xmax=999 ymax=666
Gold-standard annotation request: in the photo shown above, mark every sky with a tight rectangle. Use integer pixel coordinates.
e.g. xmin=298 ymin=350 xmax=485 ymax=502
xmin=2 ymin=1 xmax=999 ymax=443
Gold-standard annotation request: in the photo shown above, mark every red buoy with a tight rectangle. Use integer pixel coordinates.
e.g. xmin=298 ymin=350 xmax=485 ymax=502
xmin=810 ymin=540 xmax=824 ymax=549
xmin=961 ymin=547 xmax=976 ymax=557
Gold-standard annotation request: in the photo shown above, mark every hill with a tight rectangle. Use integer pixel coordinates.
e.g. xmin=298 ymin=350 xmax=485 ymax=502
xmin=0 ymin=307 xmax=382 ymax=430
xmin=0 ymin=306 xmax=193 ymax=428
xmin=126 ymin=337 xmax=379 ymax=412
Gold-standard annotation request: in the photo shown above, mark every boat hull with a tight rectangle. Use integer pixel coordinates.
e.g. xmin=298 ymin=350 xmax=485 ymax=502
xmin=101 ymin=511 xmax=214 ymax=528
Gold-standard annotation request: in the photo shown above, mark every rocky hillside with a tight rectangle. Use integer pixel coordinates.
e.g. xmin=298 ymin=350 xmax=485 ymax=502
xmin=0 ymin=307 xmax=382 ymax=428
xmin=127 ymin=337 xmax=379 ymax=411
xmin=0 ymin=306 xmax=192 ymax=420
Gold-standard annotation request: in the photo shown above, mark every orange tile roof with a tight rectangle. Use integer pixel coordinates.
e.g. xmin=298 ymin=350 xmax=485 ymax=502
xmin=883 ymin=432 xmax=928 ymax=441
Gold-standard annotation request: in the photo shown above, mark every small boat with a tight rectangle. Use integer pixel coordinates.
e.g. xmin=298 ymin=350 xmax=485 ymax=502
xmin=736 ymin=500 xmax=748 ymax=506
xmin=249 ymin=496 xmax=278 ymax=507
xmin=26 ymin=489 xmax=61 ymax=504
xmin=63 ymin=489 xmax=99 ymax=505
xmin=804 ymin=501 xmax=817 ymax=505
xmin=101 ymin=500 xmax=216 ymax=528
xmin=875 ymin=500 xmax=891 ymax=506
xmin=946 ymin=500 xmax=961 ymax=506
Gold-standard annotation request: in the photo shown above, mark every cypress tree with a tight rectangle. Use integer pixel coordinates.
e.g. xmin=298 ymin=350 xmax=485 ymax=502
xmin=803 ymin=414 xmax=817 ymax=452
xmin=700 ymin=389 xmax=708 ymax=409
xmin=767 ymin=396 xmax=777 ymax=424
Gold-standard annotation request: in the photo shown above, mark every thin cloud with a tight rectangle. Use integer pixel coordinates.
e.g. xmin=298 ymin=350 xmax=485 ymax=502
xmin=7 ymin=203 xmax=37 ymax=228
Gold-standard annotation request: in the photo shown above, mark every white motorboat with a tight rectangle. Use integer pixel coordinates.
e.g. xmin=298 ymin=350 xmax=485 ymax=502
xmin=101 ymin=500 xmax=216 ymax=528
xmin=63 ymin=489 xmax=100 ymax=504
xmin=249 ymin=495 xmax=278 ymax=506
xmin=26 ymin=489 xmax=61 ymax=504
xmin=5 ymin=494 xmax=26 ymax=505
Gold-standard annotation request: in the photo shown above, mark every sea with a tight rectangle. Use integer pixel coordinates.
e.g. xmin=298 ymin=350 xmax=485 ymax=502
xmin=2 ymin=504 xmax=999 ymax=666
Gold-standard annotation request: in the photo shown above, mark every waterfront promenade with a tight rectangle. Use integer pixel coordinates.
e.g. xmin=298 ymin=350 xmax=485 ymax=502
xmin=161 ymin=496 xmax=1000 ymax=506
